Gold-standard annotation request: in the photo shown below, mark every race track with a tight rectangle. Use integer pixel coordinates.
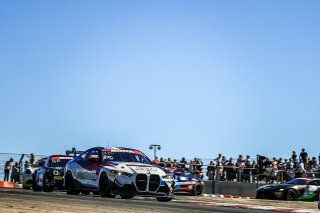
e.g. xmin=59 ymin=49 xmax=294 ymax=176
xmin=0 ymin=188 xmax=318 ymax=213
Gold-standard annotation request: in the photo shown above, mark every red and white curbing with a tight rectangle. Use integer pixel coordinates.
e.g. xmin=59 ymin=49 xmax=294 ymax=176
xmin=203 ymin=194 xmax=254 ymax=199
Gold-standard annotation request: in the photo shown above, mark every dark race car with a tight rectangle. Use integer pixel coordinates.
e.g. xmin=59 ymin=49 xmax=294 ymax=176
xmin=172 ymin=168 xmax=204 ymax=196
xmin=32 ymin=155 xmax=74 ymax=192
xmin=64 ymin=147 xmax=174 ymax=201
xmin=256 ymin=177 xmax=320 ymax=201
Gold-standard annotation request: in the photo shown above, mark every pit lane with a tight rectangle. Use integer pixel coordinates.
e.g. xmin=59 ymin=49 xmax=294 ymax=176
xmin=0 ymin=189 xmax=318 ymax=213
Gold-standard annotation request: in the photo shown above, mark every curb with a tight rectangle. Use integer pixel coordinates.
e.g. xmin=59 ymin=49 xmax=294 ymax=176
xmin=203 ymin=194 xmax=255 ymax=199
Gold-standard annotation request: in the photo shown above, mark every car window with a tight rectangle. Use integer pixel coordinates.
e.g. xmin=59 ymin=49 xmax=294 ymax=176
xmin=86 ymin=149 xmax=100 ymax=160
xmin=309 ymin=180 xmax=320 ymax=186
xmin=102 ymin=150 xmax=152 ymax=164
xmin=286 ymin=179 xmax=308 ymax=185
xmin=48 ymin=156 xmax=73 ymax=167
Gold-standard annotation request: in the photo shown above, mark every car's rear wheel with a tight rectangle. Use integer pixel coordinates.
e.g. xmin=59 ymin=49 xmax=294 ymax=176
xmin=65 ymin=171 xmax=80 ymax=195
xmin=99 ymin=173 xmax=116 ymax=198
xmin=156 ymin=196 xmax=172 ymax=202
xmin=286 ymin=189 xmax=298 ymax=201
xmin=193 ymin=182 xmax=203 ymax=196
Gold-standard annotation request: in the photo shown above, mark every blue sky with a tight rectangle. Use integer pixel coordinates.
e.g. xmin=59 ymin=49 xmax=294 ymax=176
xmin=1 ymin=1 xmax=319 ymax=162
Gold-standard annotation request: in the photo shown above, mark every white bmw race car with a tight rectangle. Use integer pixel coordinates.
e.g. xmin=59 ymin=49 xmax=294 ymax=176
xmin=64 ymin=147 xmax=174 ymax=201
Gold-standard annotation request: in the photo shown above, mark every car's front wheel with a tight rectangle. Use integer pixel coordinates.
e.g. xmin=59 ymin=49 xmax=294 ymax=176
xmin=32 ymin=174 xmax=42 ymax=192
xmin=193 ymin=182 xmax=203 ymax=196
xmin=43 ymin=174 xmax=53 ymax=192
xmin=286 ymin=189 xmax=298 ymax=201
xmin=99 ymin=173 xmax=116 ymax=198
xmin=64 ymin=171 xmax=80 ymax=195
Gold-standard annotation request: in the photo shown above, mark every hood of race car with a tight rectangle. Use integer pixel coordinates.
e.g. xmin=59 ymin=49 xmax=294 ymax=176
xmin=104 ymin=162 xmax=167 ymax=176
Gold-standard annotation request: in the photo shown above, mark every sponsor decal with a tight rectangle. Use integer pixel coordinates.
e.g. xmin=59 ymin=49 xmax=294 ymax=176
xmin=76 ymin=170 xmax=97 ymax=180
xmin=51 ymin=156 xmax=73 ymax=160
xmin=102 ymin=149 xmax=143 ymax=155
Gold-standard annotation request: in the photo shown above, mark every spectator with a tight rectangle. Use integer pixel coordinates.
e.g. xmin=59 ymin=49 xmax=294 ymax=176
xmin=221 ymin=156 xmax=227 ymax=165
xmin=4 ymin=158 xmax=13 ymax=182
xmin=214 ymin=153 xmax=222 ymax=163
xmin=251 ymin=160 xmax=258 ymax=182
xmin=207 ymin=161 xmax=215 ymax=180
xmin=225 ymin=158 xmax=236 ymax=181
xmin=30 ymin=153 xmax=36 ymax=165
xmin=299 ymin=148 xmax=308 ymax=169
xmin=11 ymin=162 xmax=20 ymax=183
xmin=216 ymin=161 xmax=224 ymax=181
xmin=291 ymin=151 xmax=297 ymax=162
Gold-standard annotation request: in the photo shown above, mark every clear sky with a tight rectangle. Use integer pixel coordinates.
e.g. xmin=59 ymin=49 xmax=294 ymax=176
xmin=1 ymin=1 xmax=319 ymax=162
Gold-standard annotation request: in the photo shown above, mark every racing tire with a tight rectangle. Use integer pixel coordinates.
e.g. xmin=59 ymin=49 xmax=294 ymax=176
xmin=286 ymin=189 xmax=298 ymax=201
xmin=22 ymin=185 xmax=31 ymax=190
xmin=156 ymin=196 xmax=173 ymax=202
xmin=99 ymin=173 xmax=116 ymax=198
xmin=81 ymin=191 xmax=90 ymax=195
xmin=92 ymin=191 xmax=100 ymax=196
xmin=256 ymin=193 xmax=262 ymax=199
xmin=64 ymin=171 xmax=80 ymax=195
xmin=43 ymin=174 xmax=53 ymax=192
xmin=120 ymin=195 xmax=134 ymax=199
xmin=32 ymin=175 xmax=42 ymax=192
xmin=193 ymin=182 xmax=203 ymax=196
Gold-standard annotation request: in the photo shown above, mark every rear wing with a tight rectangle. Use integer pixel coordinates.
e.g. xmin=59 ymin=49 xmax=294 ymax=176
xmin=65 ymin=148 xmax=83 ymax=158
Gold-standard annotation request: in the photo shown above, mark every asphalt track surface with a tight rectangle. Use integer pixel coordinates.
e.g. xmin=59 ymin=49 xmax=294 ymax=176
xmin=0 ymin=189 xmax=318 ymax=213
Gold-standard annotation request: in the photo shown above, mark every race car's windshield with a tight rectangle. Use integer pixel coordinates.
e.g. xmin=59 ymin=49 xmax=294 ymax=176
xmin=48 ymin=156 xmax=73 ymax=167
xmin=102 ymin=149 xmax=152 ymax=164
xmin=286 ymin=178 xmax=308 ymax=185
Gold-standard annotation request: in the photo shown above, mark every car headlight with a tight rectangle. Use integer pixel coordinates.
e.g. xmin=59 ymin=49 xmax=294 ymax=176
xmin=110 ymin=170 xmax=133 ymax=177
xmin=53 ymin=170 xmax=61 ymax=176
xmin=162 ymin=174 xmax=174 ymax=180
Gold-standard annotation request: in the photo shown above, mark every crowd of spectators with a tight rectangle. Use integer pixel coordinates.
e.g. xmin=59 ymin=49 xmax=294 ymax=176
xmin=154 ymin=148 xmax=320 ymax=183
xmin=2 ymin=153 xmax=35 ymax=183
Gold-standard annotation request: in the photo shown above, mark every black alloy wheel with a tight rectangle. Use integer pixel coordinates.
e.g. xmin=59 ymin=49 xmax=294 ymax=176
xmin=286 ymin=189 xmax=298 ymax=201
xmin=42 ymin=174 xmax=53 ymax=192
xmin=99 ymin=173 xmax=116 ymax=198
xmin=64 ymin=171 xmax=80 ymax=195
xmin=32 ymin=174 xmax=42 ymax=192
xmin=193 ymin=182 xmax=203 ymax=196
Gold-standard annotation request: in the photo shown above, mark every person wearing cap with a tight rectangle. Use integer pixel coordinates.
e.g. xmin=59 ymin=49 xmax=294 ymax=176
xmin=4 ymin=157 xmax=13 ymax=181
